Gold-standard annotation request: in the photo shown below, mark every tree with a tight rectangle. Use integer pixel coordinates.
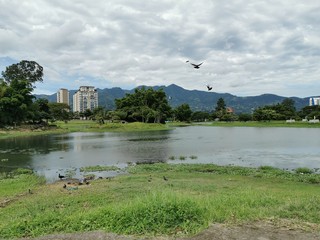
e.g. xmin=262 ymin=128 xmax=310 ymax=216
xmin=48 ymin=103 xmax=70 ymax=122
xmin=253 ymin=107 xmax=280 ymax=121
xmin=93 ymin=106 xmax=106 ymax=124
xmin=213 ymin=98 xmax=227 ymax=120
xmin=191 ymin=111 xmax=210 ymax=122
xmin=2 ymin=60 xmax=43 ymax=85
xmin=115 ymin=87 xmax=171 ymax=123
xmin=0 ymin=61 xmax=44 ymax=126
xmin=174 ymin=104 xmax=192 ymax=122
xmin=238 ymin=113 xmax=252 ymax=122
xmin=27 ymin=98 xmax=50 ymax=124
xmin=215 ymin=98 xmax=226 ymax=112
xmin=273 ymin=98 xmax=296 ymax=119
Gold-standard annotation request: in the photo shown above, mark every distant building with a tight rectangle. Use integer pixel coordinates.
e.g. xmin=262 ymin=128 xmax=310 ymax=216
xmin=73 ymin=86 xmax=98 ymax=112
xmin=57 ymin=88 xmax=69 ymax=105
xmin=309 ymin=97 xmax=320 ymax=106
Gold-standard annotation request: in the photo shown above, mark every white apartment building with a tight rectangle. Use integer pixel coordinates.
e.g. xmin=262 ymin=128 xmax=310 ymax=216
xmin=309 ymin=97 xmax=320 ymax=106
xmin=73 ymin=86 xmax=98 ymax=112
xmin=57 ymin=88 xmax=69 ymax=105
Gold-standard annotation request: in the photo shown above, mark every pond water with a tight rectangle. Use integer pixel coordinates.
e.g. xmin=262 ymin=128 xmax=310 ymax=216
xmin=1 ymin=126 xmax=320 ymax=182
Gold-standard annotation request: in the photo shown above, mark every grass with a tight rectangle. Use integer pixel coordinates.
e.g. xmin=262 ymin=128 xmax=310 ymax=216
xmin=0 ymin=121 xmax=171 ymax=140
xmin=56 ymin=121 xmax=170 ymax=132
xmin=1 ymin=163 xmax=320 ymax=239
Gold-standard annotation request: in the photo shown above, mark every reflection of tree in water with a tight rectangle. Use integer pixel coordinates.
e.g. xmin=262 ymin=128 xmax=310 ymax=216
xmin=0 ymin=135 xmax=71 ymax=172
xmin=0 ymin=135 xmax=71 ymax=154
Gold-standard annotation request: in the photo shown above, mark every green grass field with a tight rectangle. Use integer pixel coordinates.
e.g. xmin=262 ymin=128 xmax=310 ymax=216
xmin=1 ymin=164 xmax=320 ymax=239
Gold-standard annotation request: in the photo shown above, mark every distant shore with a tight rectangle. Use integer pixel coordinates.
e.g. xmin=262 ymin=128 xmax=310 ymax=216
xmin=1 ymin=120 xmax=319 ymax=140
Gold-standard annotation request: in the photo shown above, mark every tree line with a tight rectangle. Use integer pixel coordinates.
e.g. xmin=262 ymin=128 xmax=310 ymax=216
xmin=1 ymin=60 xmax=320 ymax=127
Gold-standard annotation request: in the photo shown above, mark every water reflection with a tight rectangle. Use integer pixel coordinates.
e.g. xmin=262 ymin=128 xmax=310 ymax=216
xmin=1 ymin=126 xmax=320 ymax=182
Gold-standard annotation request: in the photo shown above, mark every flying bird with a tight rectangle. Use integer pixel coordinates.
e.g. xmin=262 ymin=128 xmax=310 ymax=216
xmin=186 ymin=60 xmax=204 ymax=69
xmin=207 ymin=85 xmax=213 ymax=91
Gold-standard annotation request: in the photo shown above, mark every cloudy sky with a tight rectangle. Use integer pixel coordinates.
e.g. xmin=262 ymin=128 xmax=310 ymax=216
xmin=1 ymin=0 xmax=320 ymax=97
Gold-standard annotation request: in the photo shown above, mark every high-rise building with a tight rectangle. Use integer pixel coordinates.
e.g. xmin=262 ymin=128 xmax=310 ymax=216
xmin=309 ymin=97 xmax=320 ymax=106
xmin=57 ymin=88 xmax=69 ymax=105
xmin=73 ymin=86 xmax=98 ymax=112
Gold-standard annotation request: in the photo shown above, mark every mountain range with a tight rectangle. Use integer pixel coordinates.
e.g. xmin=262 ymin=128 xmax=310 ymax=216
xmin=35 ymin=84 xmax=312 ymax=113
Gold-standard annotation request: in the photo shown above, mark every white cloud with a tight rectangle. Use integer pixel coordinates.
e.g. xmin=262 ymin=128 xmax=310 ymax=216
xmin=1 ymin=0 xmax=320 ymax=97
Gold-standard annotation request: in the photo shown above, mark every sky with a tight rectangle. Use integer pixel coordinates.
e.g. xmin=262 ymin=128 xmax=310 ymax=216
xmin=1 ymin=0 xmax=320 ymax=97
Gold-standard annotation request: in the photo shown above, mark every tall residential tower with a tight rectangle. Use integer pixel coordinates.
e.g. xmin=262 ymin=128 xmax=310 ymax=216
xmin=73 ymin=86 xmax=98 ymax=112
xmin=57 ymin=88 xmax=69 ymax=105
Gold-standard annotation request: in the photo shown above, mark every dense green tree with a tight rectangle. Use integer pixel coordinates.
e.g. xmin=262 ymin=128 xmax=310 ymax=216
xmin=191 ymin=111 xmax=210 ymax=122
xmin=298 ymin=105 xmax=320 ymax=120
xmin=253 ymin=107 xmax=280 ymax=121
xmin=27 ymin=98 xmax=51 ymax=124
xmin=273 ymin=98 xmax=296 ymax=119
xmin=0 ymin=61 xmax=43 ymax=126
xmin=174 ymin=104 xmax=192 ymax=122
xmin=115 ymin=87 xmax=171 ymax=123
xmin=2 ymin=60 xmax=43 ymax=85
xmin=215 ymin=98 xmax=226 ymax=112
xmin=238 ymin=113 xmax=252 ymax=122
xmin=48 ymin=103 xmax=70 ymax=122
xmin=92 ymin=106 xmax=106 ymax=124
xmin=213 ymin=98 xmax=227 ymax=120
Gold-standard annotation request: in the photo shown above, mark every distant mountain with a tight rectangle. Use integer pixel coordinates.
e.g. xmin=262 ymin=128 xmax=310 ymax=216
xmin=35 ymin=84 xmax=310 ymax=113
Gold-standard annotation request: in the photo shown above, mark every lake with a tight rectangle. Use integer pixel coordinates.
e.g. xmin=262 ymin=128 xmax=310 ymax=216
xmin=1 ymin=126 xmax=320 ymax=182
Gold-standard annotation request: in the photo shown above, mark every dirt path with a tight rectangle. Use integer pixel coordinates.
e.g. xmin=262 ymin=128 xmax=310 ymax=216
xmin=22 ymin=220 xmax=320 ymax=240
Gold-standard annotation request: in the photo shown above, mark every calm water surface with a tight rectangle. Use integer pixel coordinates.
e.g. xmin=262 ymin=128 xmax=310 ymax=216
xmin=1 ymin=126 xmax=320 ymax=182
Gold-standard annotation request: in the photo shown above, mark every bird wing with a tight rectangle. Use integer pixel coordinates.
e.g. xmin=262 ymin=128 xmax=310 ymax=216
xmin=191 ymin=62 xmax=203 ymax=67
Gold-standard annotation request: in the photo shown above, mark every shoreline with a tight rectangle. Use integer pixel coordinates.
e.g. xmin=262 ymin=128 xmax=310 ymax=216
xmin=1 ymin=120 xmax=320 ymax=140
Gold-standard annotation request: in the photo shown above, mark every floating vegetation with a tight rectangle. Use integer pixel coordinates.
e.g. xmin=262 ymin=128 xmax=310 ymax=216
xmin=179 ymin=156 xmax=186 ymax=160
xmin=65 ymin=169 xmax=76 ymax=178
xmin=80 ymin=165 xmax=120 ymax=172
xmin=168 ymin=156 xmax=175 ymax=160
xmin=189 ymin=155 xmax=198 ymax=160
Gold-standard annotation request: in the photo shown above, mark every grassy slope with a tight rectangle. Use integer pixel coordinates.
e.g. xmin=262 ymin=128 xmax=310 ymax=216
xmin=1 ymin=164 xmax=320 ymax=239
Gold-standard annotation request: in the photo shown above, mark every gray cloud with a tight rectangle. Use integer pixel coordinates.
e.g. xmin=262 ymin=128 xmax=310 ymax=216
xmin=0 ymin=0 xmax=320 ymax=97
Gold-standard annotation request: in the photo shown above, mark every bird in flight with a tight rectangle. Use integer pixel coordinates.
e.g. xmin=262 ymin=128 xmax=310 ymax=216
xmin=186 ymin=60 xmax=204 ymax=69
xmin=207 ymin=85 xmax=213 ymax=91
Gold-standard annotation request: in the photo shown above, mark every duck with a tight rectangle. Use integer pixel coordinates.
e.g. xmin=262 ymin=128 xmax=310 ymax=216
xmin=58 ymin=173 xmax=65 ymax=180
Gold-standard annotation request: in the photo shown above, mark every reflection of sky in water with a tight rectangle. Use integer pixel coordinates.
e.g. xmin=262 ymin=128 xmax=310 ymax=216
xmin=1 ymin=126 xmax=320 ymax=181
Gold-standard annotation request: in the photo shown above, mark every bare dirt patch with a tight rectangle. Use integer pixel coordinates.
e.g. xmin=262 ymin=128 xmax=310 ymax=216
xmin=22 ymin=220 xmax=320 ymax=240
